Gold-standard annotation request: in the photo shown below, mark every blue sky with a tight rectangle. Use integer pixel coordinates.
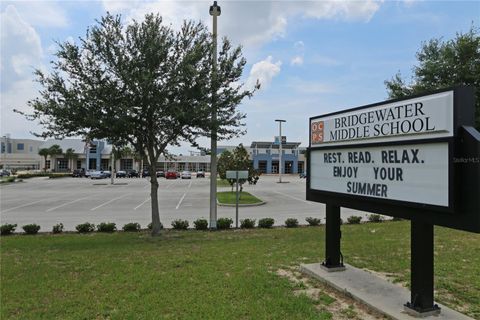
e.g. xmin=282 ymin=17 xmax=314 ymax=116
xmin=1 ymin=1 xmax=479 ymax=154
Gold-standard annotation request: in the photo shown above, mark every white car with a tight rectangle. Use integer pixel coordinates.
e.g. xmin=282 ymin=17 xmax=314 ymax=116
xmin=181 ymin=171 xmax=192 ymax=179
xmin=90 ymin=171 xmax=106 ymax=179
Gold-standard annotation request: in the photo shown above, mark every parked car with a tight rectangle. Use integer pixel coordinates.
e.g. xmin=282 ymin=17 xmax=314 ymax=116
xmin=103 ymin=170 xmax=111 ymax=178
xmin=176 ymin=171 xmax=181 ymax=178
xmin=0 ymin=169 xmax=11 ymax=177
xmin=196 ymin=171 xmax=205 ymax=178
xmin=165 ymin=170 xmax=177 ymax=179
xmin=181 ymin=171 xmax=192 ymax=179
xmin=90 ymin=171 xmax=107 ymax=179
xmin=142 ymin=169 xmax=150 ymax=177
xmin=72 ymin=169 xmax=84 ymax=177
xmin=116 ymin=170 xmax=127 ymax=178
xmin=299 ymin=171 xmax=307 ymax=179
xmin=84 ymin=170 xmax=94 ymax=178
xmin=127 ymin=169 xmax=139 ymax=178
xmin=156 ymin=170 xmax=165 ymax=178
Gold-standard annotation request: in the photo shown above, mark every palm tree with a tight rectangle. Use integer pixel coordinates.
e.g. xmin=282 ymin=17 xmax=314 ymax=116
xmin=48 ymin=145 xmax=63 ymax=172
xmin=38 ymin=148 xmax=50 ymax=172
xmin=64 ymin=148 xmax=76 ymax=172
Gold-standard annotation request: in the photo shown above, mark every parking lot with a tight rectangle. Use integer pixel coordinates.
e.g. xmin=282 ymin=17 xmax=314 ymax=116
xmin=1 ymin=175 xmax=364 ymax=231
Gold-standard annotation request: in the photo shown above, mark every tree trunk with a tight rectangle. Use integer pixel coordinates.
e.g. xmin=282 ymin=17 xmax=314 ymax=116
xmin=149 ymin=160 xmax=161 ymax=236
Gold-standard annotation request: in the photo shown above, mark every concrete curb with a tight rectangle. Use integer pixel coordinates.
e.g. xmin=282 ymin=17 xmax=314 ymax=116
xmin=300 ymin=262 xmax=473 ymax=320
xmin=217 ymin=200 xmax=267 ymax=207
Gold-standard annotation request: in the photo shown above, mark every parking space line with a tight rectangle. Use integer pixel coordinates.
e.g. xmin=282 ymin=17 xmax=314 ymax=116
xmin=1 ymin=199 xmax=46 ymax=213
xmin=45 ymin=196 xmax=90 ymax=212
xmin=274 ymin=191 xmax=315 ymax=206
xmin=175 ymin=180 xmax=192 ymax=210
xmin=134 ymin=197 xmax=150 ymax=210
xmin=90 ymin=195 xmax=125 ymax=211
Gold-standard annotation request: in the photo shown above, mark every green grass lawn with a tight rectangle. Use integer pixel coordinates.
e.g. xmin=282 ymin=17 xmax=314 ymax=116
xmin=1 ymin=221 xmax=479 ymax=319
xmin=217 ymin=191 xmax=263 ymax=204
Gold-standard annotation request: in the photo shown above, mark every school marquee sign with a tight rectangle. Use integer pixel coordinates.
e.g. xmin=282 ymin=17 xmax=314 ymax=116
xmin=307 ymin=86 xmax=479 ymax=232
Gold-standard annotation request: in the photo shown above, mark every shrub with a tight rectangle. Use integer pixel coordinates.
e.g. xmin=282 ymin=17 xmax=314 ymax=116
xmin=52 ymin=223 xmax=64 ymax=234
xmin=258 ymin=218 xmax=275 ymax=228
xmin=217 ymin=217 xmax=233 ymax=230
xmin=347 ymin=216 xmax=362 ymax=224
xmin=368 ymin=214 xmax=384 ymax=223
xmin=76 ymin=222 xmax=95 ymax=233
xmin=240 ymin=218 xmax=256 ymax=229
xmin=0 ymin=176 xmax=15 ymax=183
xmin=1 ymin=224 xmax=17 ymax=235
xmin=305 ymin=217 xmax=321 ymax=226
xmin=194 ymin=218 xmax=209 ymax=230
xmin=285 ymin=218 xmax=299 ymax=228
xmin=22 ymin=224 xmax=41 ymax=234
xmin=171 ymin=219 xmax=189 ymax=230
xmin=97 ymin=222 xmax=116 ymax=232
xmin=147 ymin=222 xmax=163 ymax=230
xmin=123 ymin=222 xmax=141 ymax=232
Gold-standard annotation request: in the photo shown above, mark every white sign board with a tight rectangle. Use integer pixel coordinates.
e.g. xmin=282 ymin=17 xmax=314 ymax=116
xmin=309 ymin=90 xmax=454 ymax=209
xmin=310 ymin=143 xmax=449 ymax=207
xmin=226 ymin=170 xmax=249 ymax=179
xmin=310 ymin=91 xmax=453 ymax=147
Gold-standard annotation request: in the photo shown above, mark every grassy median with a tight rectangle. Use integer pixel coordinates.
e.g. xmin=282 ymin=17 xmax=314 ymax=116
xmin=217 ymin=191 xmax=263 ymax=205
xmin=1 ymin=221 xmax=479 ymax=319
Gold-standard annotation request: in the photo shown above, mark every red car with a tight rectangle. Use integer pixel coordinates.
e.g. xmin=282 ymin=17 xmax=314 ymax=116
xmin=166 ymin=170 xmax=177 ymax=179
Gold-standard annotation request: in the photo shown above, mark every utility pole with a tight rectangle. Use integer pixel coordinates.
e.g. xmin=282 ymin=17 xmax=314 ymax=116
xmin=275 ymin=119 xmax=286 ymax=183
xmin=209 ymin=1 xmax=221 ymax=229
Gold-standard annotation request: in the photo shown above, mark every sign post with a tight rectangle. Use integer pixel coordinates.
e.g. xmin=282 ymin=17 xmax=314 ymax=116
xmin=226 ymin=170 xmax=249 ymax=228
xmin=307 ymin=87 xmax=479 ymax=316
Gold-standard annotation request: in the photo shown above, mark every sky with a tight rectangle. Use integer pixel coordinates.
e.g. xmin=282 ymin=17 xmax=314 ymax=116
xmin=1 ymin=0 xmax=479 ymax=154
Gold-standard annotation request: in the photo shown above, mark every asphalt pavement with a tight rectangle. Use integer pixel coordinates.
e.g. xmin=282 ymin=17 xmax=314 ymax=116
xmin=1 ymin=175 xmax=365 ymax=231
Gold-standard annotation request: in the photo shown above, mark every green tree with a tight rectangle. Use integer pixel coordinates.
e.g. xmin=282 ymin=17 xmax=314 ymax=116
xmin=38 ymin=148 xmax=50 ymax=172
xmin=64 ymin=148 xmax=76 ymax=171
xmin=217 ymin=144 xmax=260 ymax=192
xmin=48 ymin=144 xmax=63 ymax=172
xmin=16 ymin=13 xmax=257 ymax=235
xmin=385 ymin=26 xmax=480 ymax=129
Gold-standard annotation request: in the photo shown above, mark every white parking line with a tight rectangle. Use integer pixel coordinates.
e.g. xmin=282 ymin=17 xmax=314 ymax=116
xmin=175 ymin=180 xmax=192 ymax=210
xmin=90 ymin=195 xmax=125 ymax=211
xmin=134 ymin=197 xmax=150 ymax=210
xmin=1 ymin=199 xmax=46 ymax=213
xmin=45 ymin=196 xmax=90 ymax=212
xmin=274 ymin=191 xmax=315 ymax=206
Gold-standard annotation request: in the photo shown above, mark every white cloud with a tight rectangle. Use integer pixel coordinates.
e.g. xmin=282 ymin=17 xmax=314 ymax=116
xmin=3 ymin=1 xmax=68 ymax=28
xmin=246 ymin=56 xmax=282 ymax=90
xmin=290 ymin=55 xmax=304 ymax=66
xmin=294 ymin=41 xmax=305 ymax=51
xmin=0 ymin=5 xmax=44 ymax=137
xmin=101 ymin=1 xmax=382 ymax=48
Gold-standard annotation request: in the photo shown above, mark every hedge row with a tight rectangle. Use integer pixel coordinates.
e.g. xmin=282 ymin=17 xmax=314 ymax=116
xmin=1 ymin=215 xmax=389 ymax=235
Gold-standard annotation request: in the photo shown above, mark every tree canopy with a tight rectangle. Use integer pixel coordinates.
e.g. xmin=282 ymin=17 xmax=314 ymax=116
xmin=17 ymin=13 xmax=257 ymax=234
xmin=217 ymin=144 xmax=260 ymax=191
xmin=385 ymin=26 xmax=480 ymax=129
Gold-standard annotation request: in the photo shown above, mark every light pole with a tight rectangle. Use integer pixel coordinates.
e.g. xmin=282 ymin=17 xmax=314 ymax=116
xmin=275 ymin=119 xmax=286 ymax=183
xmin=209 ymin=1 xmax=221 ymax=229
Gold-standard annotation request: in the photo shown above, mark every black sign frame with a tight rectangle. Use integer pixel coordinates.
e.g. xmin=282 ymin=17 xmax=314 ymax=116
xmin=307 ymin=86 xmax=479 ymax=233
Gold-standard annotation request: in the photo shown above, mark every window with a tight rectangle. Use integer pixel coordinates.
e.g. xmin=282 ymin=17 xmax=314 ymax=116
xmin=89 ymin=145 xmax=97 ymax=153
xmin=101 ymin=159 xmax=110 ymax=170
xmin=1 ymin=143 xmax=4 ymax=153
xmin=77 ymin=160 xmax=82 ymax=169
xmin=46 ymin=160 xmax=51 ymax=169
xmin=266 ymin=149 xmax=271 ymax=155
xmin=292 ymin=150 xmax=296 ymax=155
xmin=29 ymin=146 xmax=33 ymax=152
xmin=17 ymin=143 xmax=24 ymax=151
xmin=57 ymin=159 xmax=68 ymax=170
xmin=7 ymin=143 xmax=12 ymax=153
xmin=120 ymin=159 xmax=133 ymax=170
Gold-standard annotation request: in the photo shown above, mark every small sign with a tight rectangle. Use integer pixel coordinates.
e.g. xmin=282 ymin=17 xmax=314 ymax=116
xmin=274 ymin=136 xmax=287 ymax=145
xmin=226 ymin=170 xmax=248 ymax=179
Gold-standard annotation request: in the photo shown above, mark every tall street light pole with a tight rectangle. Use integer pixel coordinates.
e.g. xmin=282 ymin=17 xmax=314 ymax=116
xmin=275 ymin=119 xmax=286 ymax=183
xmin=209 ymin=1 xmax=221 ymax=229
